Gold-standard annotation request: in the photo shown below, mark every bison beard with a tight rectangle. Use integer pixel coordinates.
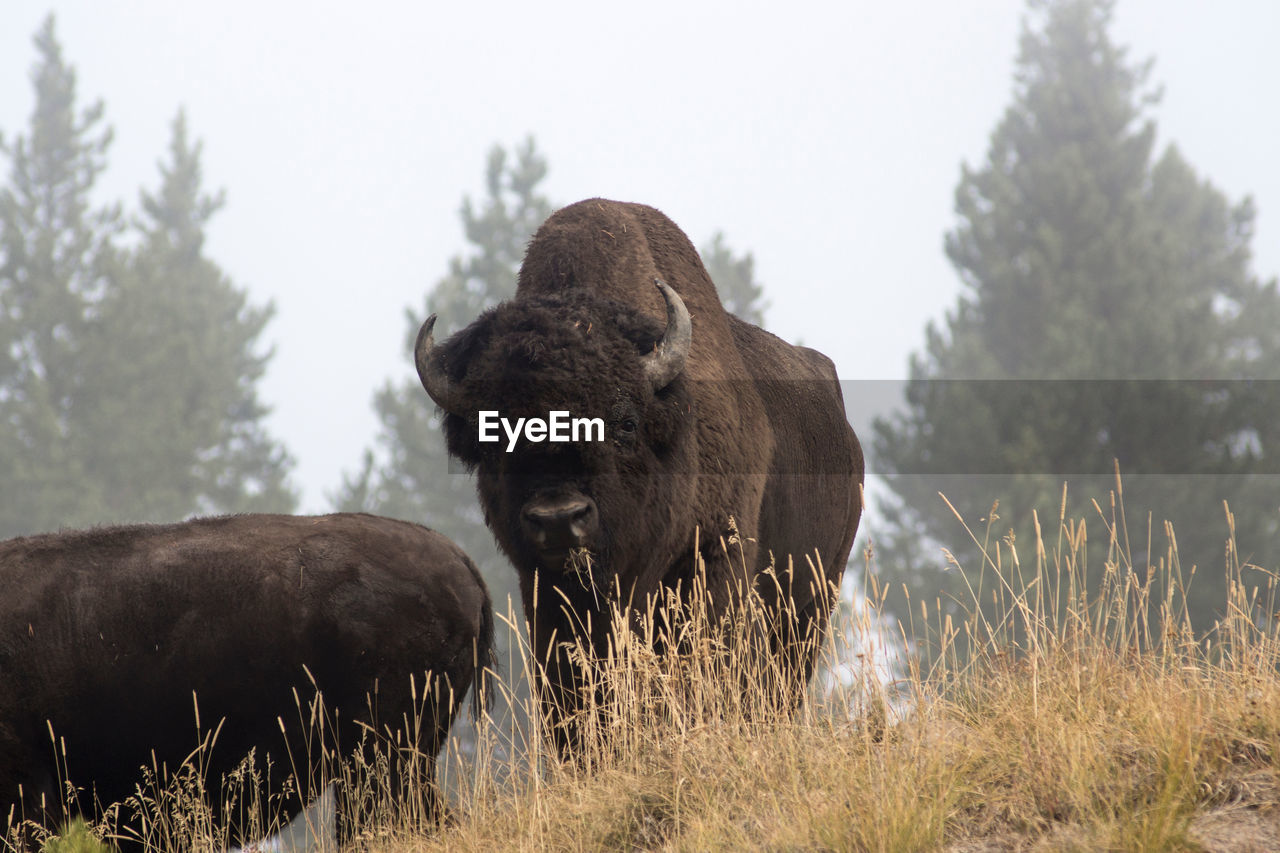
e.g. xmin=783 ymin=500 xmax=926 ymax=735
xmin=0 ymin=513 xmax=494 ymax=847
xmin=417 ymin=198 xmax=864 ymax=754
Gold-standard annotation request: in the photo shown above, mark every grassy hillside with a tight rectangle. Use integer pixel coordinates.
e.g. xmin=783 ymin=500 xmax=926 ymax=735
xmin=11 ymin=482 xmax=1280 ymax=851
xmin=414 ymin=491 xmax=1280 ymax=852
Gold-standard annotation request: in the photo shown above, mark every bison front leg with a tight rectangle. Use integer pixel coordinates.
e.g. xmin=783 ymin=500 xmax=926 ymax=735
xmin=758 ymin=549 xmax=842 ymax=712
xmin=520 ymin=575 xmax=609 ymax=759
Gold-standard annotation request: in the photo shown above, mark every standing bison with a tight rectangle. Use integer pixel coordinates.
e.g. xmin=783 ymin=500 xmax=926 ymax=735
xmin=0 ymin=512 xmax=493 ymax=845
xmin=415 ymin=198 xmax=862 ymax=750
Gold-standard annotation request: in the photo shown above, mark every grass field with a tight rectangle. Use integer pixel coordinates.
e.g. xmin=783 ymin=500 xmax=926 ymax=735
xmin=13 ymin=480 xmax=1280 ymax=851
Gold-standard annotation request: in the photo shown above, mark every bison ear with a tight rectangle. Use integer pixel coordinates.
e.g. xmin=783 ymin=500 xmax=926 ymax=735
xmin=639 ymin=279 xmax=691 ymax=392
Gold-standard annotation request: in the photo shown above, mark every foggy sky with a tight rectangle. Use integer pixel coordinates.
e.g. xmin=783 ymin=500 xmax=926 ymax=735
xmin=3 ymin=0 xmax=1277 ymax=513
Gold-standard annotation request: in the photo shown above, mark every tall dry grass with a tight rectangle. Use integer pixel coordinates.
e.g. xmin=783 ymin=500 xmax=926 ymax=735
xmin=13 ymin=476 xmax=1280 ymax=851
xmin=4 ymin=671 xmax=456 ymax=852
xmin=421 ymin=477 xmax=1280 ymax=852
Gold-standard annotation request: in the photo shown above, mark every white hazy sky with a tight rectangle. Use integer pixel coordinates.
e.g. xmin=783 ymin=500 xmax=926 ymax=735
xmin=3 ymin=1 xmax=1277 ymax=513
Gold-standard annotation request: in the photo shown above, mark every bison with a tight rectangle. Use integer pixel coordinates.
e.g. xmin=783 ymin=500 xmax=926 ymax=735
xmin=0 ymin=512 xmax=493 ymax=846
xmin=414 ymin=198 xmax=863 ymax=751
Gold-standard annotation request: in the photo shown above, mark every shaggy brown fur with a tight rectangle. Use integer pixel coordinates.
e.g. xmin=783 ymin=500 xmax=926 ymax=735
xmin=427 ymin=199 xmax=862 ymax=752
xmin=0 ymin=513 xmax=493 ymax=844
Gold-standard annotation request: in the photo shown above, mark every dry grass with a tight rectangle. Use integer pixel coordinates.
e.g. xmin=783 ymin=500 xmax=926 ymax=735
xmin=4 ymin=675 xmax=451 ymax=851
xmin=12 ymin=476 xmax=1280 ymax=851
xmin=418 ymin=479 xmax=1280 ymax=853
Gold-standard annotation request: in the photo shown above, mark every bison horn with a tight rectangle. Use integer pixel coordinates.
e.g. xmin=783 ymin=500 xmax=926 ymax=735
xmin=414 ymin=315 xmax=463 ymax=414
xmin=640 ymin=279 xmax=692 ymax=391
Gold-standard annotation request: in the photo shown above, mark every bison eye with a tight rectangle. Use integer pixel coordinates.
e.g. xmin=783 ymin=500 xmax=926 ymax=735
xmin=609 ymin=401 xmax=640 ymax=444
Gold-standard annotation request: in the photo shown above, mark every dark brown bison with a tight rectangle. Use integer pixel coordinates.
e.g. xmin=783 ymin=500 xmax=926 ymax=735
xmin=0 ymin=512 xmax=493 ymax=846
xmin=414 ymin=198 xmax=862 ymax=751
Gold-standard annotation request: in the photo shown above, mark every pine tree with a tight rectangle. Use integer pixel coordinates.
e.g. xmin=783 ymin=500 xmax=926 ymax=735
xmin=872 ymin=0 xmax=1280 ymax=635
xmin=91 ymin=110 xmax=295 ymax=517
xmin=0 ymin=19 xmax=294 ymax=537
xmin=702 ymin=232 xmax=767 ymax=326
xmin=0 ymin=16 xmax=121 ymax=533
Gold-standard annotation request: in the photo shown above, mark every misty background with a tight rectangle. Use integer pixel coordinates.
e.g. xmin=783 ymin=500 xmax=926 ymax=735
xmin=4 ymin=0 xmax=1277 ymax=517
xmin=6 ymin=0 xmax=1280 ymax=688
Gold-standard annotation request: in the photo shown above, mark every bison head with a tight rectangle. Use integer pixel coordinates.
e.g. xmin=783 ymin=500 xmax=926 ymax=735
xmin=415 ymin=281 xmax=696 ymax=601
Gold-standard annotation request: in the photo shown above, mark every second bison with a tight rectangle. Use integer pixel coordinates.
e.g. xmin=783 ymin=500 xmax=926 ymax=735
xmin=0 ymin=512 xmax=493 ymax=846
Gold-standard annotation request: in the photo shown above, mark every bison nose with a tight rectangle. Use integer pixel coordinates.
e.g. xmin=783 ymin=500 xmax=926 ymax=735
xmin=521 ymin=496 xmax=599 ymax=551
